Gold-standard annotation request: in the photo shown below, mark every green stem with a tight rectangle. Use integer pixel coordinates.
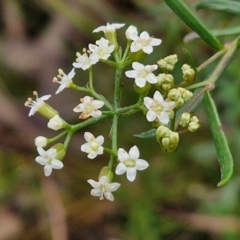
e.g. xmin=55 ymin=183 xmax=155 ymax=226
xmin=186 ymin=37 xmax=239 ymax=90
xmin=71 ymin=114 xmax=109 ymax=132
xmin=71 ymin=83 xmax=113 ymax=110
xmin=108 ymin=68 xmax=123 ymax=170
xmin=49 ymin=130 xmax=68 ymax=143
xmin=197 ymin=48 xmax=226 ymax=72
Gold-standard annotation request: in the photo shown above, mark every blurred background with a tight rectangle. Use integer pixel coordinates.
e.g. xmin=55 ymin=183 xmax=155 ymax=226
xmin=1 ymin=0 xmax=240 ymax=239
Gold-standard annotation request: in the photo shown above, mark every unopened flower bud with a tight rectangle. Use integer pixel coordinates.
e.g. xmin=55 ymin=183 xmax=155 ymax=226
xmin=188 ymin=121 xmax=200 ymax=132
xmin=133 ymin=81 xmax=150 ymax=94
xmin=157 ymin=54 xmax=178 ymax=72
xmin=179 ymin=87 xmax=193 ymax=101
xmin=99 ymin=166 xmax=114 ymax=182
xmin=182 ymin=64 xmax=195 ymax=82
xmin=156 ymin=73 xmax=174 ymax=93
xmin=156 ymin=126 xmax=179 ymax=153
xmin=179 ymin=112 xmax=191 ymax=127
xmin=125 ymin=25 xmax=138 ymax=40
xmin=35 ymin=136 xmax=48 ymax=147
xmin=52 ymin=143 xmax=66 ymax=160
xmin=47 ymin=115 xmax=67 ymax=130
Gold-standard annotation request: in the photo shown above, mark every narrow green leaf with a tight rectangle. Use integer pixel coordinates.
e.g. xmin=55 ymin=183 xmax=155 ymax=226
xmin=204 ymin=91 xmax=233 ymax=187
xmin=184 ymin=26 xmax=240 ymax=42
xmin=164 ymin=0 xmax=223 ymax=50
xmin=134 ymin=129 xmax=156 ymax=139
xmin=182 ymin=48 xmax=198 ymax=72
xmin=196 ymin=0 xmax=240 ymax=15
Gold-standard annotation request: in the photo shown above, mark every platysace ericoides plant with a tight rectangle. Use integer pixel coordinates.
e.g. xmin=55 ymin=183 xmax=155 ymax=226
xmin=25 ymin=22 xmax=204 ymax=201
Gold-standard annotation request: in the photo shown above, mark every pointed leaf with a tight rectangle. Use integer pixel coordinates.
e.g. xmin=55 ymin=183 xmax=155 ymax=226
xmin=134 ymin=129 xmax=156 ymax=139
xmin=164 ymin=0 xmax=223 ymax=50
xmin=196 ymin=0 xmax=240 ymax=15
xmin=204 ymin=91 xmax=233 ymax=187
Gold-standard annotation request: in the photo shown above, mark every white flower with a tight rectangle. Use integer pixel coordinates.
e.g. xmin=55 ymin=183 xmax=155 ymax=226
xmin=35 ymin=147 xmax=63 ymax=176
xmin=129 ymin=31 xmax=162 ymax=54
xmin=115 ymin=146 xmax=149 ymax=182
xmin=144 ymin=91 xmax=175 ymax=124
xmin=125 ymin=62 xmax=158 ymax=88
xmin=35 ymin=136 xmax=47 ymax=147
xmin=25 ymin=91 xmax=51 ymax=117
xmin=53 ymin=68 xmax=75 ymax=94
xmin=47 ymin=115 xmax=64 ymax=130
xmin=81 ymin=132 xmax=104 ymax=159
xmin=125 ymin=25 xmax=138 ymax=40
xmin=93 ymin=23 xmax=125 ymax=33
xmin=73 ymin=96 xmax=104 ymax=119
xmin=87 ymin=176 xmax=120 ymax=201
xmin=89 ymin=37 xmax=115 ymax=60
xmin=73 ymin=52 xmax=98 ymax=70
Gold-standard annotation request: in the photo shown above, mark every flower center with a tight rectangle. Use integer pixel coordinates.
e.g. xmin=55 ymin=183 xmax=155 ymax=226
xmin=90 ymin=141 xmax=99 ymax=151
xmin=152 ymin=102 xmax=163 ymax=113
xmin=47 ymin=157 xmax=53 ymax=164
xmin=85 ymin=104 xmax=94 ymax=113
xmin=138 ymin=70 xmax=148 ymax=78
xmin=123 ymin=159 xmax=136 ymax=167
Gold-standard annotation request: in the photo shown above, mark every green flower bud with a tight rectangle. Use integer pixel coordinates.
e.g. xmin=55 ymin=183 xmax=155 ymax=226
xmin=179 ymin=112 xmax=191 ymax=127
xmin=52 ymin=143 xmax=66 ymax=160
xmin=156 ymin=73 xmax=174 ymax=93
xmin=156 ymin=126 xmax=179 ymax=153
xmin=157 ymin=54 xmax=178 ymax=72
xmin=99 ymin=166 xmax=114 ymax=182
xmin=128 ymin=49 xmax=147 ymax=61
xmin=182 ymin=64 xmax=195 ymax=82
xmin=133 ymin=81 xmax=150 ymax=94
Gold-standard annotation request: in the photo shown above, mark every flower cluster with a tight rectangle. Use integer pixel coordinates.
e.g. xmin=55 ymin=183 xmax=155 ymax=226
xmin=25 ymin=23 xmax=201 ymax=201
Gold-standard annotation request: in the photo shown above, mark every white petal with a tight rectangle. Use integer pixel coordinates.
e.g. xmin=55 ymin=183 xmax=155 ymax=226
xmin=44 ymin=164 xmax=52 ymax=176
xmin=139 ymin=31 xmax=150 ymax=39
xmin=154 ymin=91 xmax=164 ymax=102
xmin=68 ymin=68 xmax=76 ymax=78
xmin=146 ymin=110 xmax=157 ymax=122
xmin=41 ymin=95 xmax=51 ymax=101
xmin=135 ymin=159 xmax=149 ymax=170
xmin=132 ymin=62 xmax=143 ymax=70
xmin=135 ymin=78 xmax=146 ymax=88
xmin=146 ymin=73 xmax=157 ymax=84
xmin=163 ymin=101 xmax=175 ymax=110
xmin=129 ymin=146 xmax=139 ymax=160
xmin=126 ymin=168 xmax=137 ymax=182
xmin=81 ymin=143 xmax=90 ymax=152
xmin=118 ymin=148 xmax=129 ymax=161
xmin=84 ymin=132 xmax=93 ymax=142
xmin=37 ymin=147 xmax=47 ymax=157
xmin=87 ymin=179 xmax=100 ymax=188
xmin=51 ymin=159 xmax=64 ymax=169
xmin=91 ymin=188 xmax=102 ymax=197
xmin=108 ymin=182 xmax=121 ymax=192
xmin=46 ymin=148 xmax=57 ymax=158
xmin=91 ymin=110 xmax=102 ymax=118
xmin=142 ymin=46 xmax=153 ymax=54
xmin=115 ymin=163 xmax=127 ymax=175
xmin=144 ymin=97 xmax=154 ymax=108
xmin=97 ymin=146 xmax=104 ymax=155
xmin=158 ymin=112 xmax=170 ymax=124
xmin=125 ymin=70 xmax=137 ymax=78
xmin=96 ymin=135 xmax=104 ymax=145
xmin=130 ymin=42 xmax=141 ymax=52
xmin=87 ymin=152 xmax=97 ymax=159
xmin=104 ymin=191 xmax=114 ymax=201
xmin=151 ymin=38 xmax=162 ymax=46
xmin=35 ymin=156 xmax=47 ymax=165
xmin=99 ymin=176 xmax=108 ymax=185
xmin=92 ymin=100 xmax=104 ymax=108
